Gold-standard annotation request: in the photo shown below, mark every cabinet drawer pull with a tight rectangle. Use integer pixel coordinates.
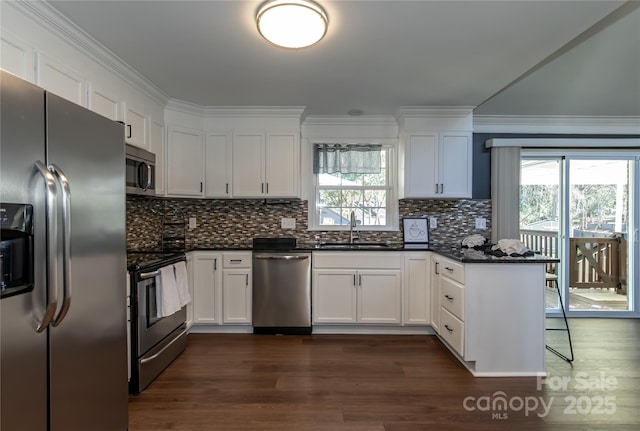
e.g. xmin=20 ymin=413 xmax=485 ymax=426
xmin=444 ymin=324 xmax=453 ymax=333
xmin=445 ymin=267 xmax=454 ymax=272
xmin=444 ymin=295 xmax=454 ymax=301
xmin=230 ymin=259 xmax=242 ymax=263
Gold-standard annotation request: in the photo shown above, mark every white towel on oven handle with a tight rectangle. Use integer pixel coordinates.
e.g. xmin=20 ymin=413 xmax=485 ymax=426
xmin=173 ymin=261 xmax=191 ymax=307
xmin=157 ymin=265 xmax=181 ymax=317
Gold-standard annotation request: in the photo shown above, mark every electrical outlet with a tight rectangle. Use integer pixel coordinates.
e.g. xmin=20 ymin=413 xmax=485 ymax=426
xmin=475 ymin=217 xmax=487 ymax=229
xmin=429 ymin=217 xmax=437 ymax=229
xmin=281 ymin=218 xmax=296 ymax=229
xmin=188 ymin=217 xmax=197 ymax=230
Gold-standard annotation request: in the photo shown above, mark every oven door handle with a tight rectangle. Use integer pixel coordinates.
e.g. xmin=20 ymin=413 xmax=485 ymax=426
xmin=140 ymin=270 xmax=161 ymax=280
xmin=140 ymin=328 xmax=187 ymax=365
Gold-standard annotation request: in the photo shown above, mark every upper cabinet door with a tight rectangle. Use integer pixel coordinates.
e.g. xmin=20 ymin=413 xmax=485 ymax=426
xmin=167 ymin=126 xmax=204 ymax=196
xmin=1 ymin=33 xmax=34 ymax=82
xmin=401 ymin=132 xmax=472 ymax=199
xmin=149 ymin=120 xmax=166 ymax=196
xmin=404 ymin=134 xmax=438 ymax=198
xmin=439 ymin=133 xmax=472 ymax=198
xmin=232 ymin=133 xmax=264 ymax=197
xmin=205 ymin=132 xmax=232 ymax=198
xmin=264 ymin=132 xmax=298 ymax=198
xmin=87 ymin=83 xmax=120 ymax=121
xmin=35 ymin=53 xmax=85 ymax=106
xmin=123 ymin=101 xmax=147 ymax=149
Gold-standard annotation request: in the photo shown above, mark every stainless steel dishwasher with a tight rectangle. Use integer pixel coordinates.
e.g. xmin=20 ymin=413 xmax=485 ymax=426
xmin=252 ymin=238 xmax=312 ymax=334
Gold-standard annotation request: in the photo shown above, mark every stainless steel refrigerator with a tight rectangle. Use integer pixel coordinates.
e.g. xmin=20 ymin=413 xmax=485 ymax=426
xmin=0 ymin=70 xmax=128 ymax=430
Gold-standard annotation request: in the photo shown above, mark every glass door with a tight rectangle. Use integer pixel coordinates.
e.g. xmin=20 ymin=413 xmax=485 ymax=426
xmin=567 ymin=159 xmax=633 ymax=312
xmin=521 ymin=151 xmax=638 ymax=317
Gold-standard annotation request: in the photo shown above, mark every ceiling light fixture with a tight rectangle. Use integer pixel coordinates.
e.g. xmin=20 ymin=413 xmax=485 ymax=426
xmin=256 ymin=0 xmax=328 ymax=49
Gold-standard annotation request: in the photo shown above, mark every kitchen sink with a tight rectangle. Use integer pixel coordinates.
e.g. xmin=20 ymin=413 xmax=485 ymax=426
xmin=318 ymin=242 xmax=390 ymax=249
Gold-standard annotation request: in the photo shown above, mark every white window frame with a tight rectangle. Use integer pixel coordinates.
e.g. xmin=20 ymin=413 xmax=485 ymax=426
xmin=309 ymin=143 xmax=398 ymax=231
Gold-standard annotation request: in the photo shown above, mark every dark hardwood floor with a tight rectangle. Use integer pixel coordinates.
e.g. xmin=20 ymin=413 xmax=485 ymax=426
xmin=129 ymin=319 xmax=640 ymax=431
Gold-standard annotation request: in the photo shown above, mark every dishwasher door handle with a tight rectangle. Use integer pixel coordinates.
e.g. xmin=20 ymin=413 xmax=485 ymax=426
xmin=254 ymin=255 xmax=310 ymax=260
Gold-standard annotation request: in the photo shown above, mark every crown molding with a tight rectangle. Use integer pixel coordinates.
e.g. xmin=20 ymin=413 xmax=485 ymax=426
xmin=303 ymin=115 xmax=398 ymax=127
xmin=165 ymin=99 xmax=306 ymax=118
xmin=395 ymin=106 xmax=475 ymax=119
xmin=473 ymin=115 xmax=640 ymax=135
xmin=16 ymin=0 xmax=169 ymax=107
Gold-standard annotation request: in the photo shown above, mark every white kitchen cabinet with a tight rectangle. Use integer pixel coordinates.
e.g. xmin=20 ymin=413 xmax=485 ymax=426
xmin=313 ymin=270 xmax=357 ymax=323
xmin=166 ymin=126 xmax=205 ymax=196
xmin=430 ymin=255 xmax=547 ymax=376
xmin=149 ymin=120 xmax=166 ymax=196
xmin=205 ymin=132 xmax=232 ymax=198
xmin=232 ymin=131 xmax=299 ymax=198
xmin=87 ymin=83 xmax=120 ymax=121
xmin=312 ymin=252 xmax=402 ymax=325
xmin=122 ymin=101 xmax=147 ymax=149
xmin=191 ymin=252 xmax=223 ymax=325
xmin=35 ymin=52 xmax=85 ymax=106
xmin=222 ymin=252 xmax=252 ymax=324
xmin=358 ymin=271 xmax=402 ymax=324
xmin=1 ymin=32 xmax=34 ymax=81
xmin=403 ymin=252 xmax=430 ymax=325
xmin=437 ymin=257 xmax=465 ymax=357
xmin=401 ymin=132 xmax=472 ymax=198
xmin=429 ymin=254 xmax=441 ymax=332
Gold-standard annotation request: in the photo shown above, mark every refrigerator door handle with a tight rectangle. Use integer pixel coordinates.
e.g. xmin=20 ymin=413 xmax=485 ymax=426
xmin=49 ymin=164 xmax=72 ymax=327
xmin=34 ymin=161 xmax=59 ymax=332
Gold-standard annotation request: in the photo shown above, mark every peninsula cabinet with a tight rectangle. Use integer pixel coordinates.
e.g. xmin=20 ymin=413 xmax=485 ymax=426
xmin=312 ymin=252 xmax=402 ymax=325
xmin=400 ymin=132 xmax=472 ymax=199
xmin=431 ymin=256 xmax=547 ymax=377
xmin=232 ymin=132 xmax=299 ymax=198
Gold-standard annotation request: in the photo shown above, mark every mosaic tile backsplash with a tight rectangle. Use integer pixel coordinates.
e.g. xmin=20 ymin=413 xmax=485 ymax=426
xmin=126 ymin=197 xmax=492 ymax=251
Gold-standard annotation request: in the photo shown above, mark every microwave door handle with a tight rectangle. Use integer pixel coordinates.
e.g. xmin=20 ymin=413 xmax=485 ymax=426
xmin=34 ymin=161 xmax=59 ymax=332
xmin=144 ymin=162 xmax=152 ymax=190
xmin=49 ymin=164 xmax=72 ymax=327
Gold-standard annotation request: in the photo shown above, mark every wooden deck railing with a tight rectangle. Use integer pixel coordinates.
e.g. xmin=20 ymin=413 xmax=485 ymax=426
xmin=520 ymin=229 xmax=626 ymax=294
xmin=570 ymin=237 xmax=624 ymax=294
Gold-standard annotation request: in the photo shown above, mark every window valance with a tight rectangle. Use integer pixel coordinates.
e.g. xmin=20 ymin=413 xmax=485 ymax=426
xmin=313 ymin=143 xmax=382 ymax=174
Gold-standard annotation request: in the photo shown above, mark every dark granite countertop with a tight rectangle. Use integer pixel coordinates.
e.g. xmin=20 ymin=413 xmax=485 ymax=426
xmin=186 ymin=244 xmax=557 ymax=264
xmin=430 ymin=246 xmax=559 ymax=264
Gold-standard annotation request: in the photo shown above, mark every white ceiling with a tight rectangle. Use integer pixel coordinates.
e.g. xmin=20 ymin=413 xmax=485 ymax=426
xmin=47 ymin=0 xmax=640 ymax=117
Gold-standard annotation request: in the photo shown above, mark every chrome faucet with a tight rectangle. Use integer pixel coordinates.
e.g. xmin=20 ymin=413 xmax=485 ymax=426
xmin=349 ymin=211 xmax=359 ymax=244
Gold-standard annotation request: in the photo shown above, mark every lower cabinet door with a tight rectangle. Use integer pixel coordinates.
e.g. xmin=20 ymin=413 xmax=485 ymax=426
xmin=358 ymin=271 xmax=402 ymax=324
xmin=222 ymin=270 xmax=252 ymax=324
xmin=313 ymin=270 xmax=357 ymax=323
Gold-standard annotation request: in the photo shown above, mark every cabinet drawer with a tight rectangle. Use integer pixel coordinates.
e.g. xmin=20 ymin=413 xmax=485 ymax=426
xmin=440 ymin=277 xmax=464 ymax=320
xmin=440 ymin=258 xmax=464 ymax=284
xmin=223 ymin=252 xmax=252 ymax=268
xmin=440 ymin=307 xmax=464 ymax=356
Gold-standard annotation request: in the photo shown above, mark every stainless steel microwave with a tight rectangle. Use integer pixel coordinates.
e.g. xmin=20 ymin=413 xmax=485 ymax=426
xmin=125 ymin=144 xmax=155 ymax=196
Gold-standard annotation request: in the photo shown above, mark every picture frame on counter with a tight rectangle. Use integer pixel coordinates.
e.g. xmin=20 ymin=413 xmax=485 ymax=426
xmin=402 ymin=217 xmax=429 ymax=245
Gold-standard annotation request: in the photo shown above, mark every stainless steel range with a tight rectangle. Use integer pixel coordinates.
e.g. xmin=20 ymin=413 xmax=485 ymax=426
xmin=127 ymin=252 xmax=187 ymax=394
